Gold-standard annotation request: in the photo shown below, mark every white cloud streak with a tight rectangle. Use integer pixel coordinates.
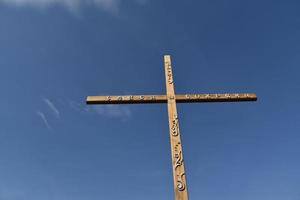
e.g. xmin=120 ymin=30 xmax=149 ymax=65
xmin=43 ymin=98 xmax=60 ymax=119
xmin=36 ymin=111 xmax=51 ymax=129
xmin=0 ymin=0 xmax=121 ymax=13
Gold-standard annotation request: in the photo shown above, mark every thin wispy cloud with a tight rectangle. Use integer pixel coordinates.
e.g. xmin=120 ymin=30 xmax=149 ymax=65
xmin=0 ymin=0 xmax=121 ymax=13
xmin=92 ymin=104 xmax=131 ymax=119
xmin=36 ymin=111 xmax=51 ymax=130
xmin=43 ymin=98 xmax=60 ymax=119
xmin=69 ymin=100 xmax=131 ymax=120
xmin=36 ymin=97 xmax=60 ymax=130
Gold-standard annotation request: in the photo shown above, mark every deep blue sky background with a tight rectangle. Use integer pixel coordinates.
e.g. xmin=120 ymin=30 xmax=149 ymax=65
xmin=0 ymin=0 xmax=300 ymax=199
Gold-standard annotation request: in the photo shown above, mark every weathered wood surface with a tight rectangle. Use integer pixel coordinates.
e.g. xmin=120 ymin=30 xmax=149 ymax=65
xmin=86 ymin=93 xmax=257 ymax=104
xmin=164 ymin=55 xmax=189 ymax=200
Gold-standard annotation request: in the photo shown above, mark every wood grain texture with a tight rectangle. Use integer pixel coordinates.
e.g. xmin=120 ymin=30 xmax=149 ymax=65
xmin=164 ymin=55 xmax=189 ymax=200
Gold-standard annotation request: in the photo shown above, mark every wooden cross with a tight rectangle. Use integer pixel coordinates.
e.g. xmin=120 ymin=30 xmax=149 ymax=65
xmin=86 ymin=55 xmax=257 ymax=200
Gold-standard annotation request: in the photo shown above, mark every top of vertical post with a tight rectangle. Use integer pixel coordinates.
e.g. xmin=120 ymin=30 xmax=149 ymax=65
xmin=164 ymin=55 xmax=176 ymax=98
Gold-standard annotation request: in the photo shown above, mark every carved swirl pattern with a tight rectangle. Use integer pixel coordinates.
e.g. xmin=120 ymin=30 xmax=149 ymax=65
xmin=171 ymin=115 xmax=179 ymax=136
xmin=175 ymin=150 xmax=183 ymax=170
xmin=174 ymin=141 xmax=185 ymax=191
xmin=176 ymin=173 xmax=186 ymax=191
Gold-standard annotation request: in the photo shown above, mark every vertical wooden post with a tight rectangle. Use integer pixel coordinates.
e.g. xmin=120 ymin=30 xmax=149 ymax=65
xmin=164 ymin=55 xmax=189 ymax=200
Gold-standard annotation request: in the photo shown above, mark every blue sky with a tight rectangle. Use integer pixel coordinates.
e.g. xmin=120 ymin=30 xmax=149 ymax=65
xmin=0 ymin=0 xmax=300 ymax=199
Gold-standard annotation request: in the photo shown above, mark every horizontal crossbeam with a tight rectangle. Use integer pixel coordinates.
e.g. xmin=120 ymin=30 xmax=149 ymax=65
xmin=86 ymin=93 xmax=257 ymax=104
